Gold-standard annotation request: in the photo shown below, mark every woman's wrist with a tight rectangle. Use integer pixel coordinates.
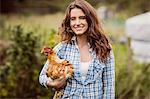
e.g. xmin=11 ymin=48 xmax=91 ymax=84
xmin=46 ymin=80 xmax=50 ymax=86
xmin=46 ymin=77 xmax=53 ymax=87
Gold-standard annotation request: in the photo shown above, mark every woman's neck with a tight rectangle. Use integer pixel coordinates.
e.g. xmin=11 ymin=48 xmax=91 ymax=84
xmin=76 ymin=34 xmax=92 ymax=62
xmin=76 ymin=35 xmax=88 ymax=48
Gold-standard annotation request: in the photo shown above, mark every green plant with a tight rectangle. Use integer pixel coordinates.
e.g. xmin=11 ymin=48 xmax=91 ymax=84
xmin=114 ymin=43 xmax=150 ymax=99
xmin=0 ymin=25 xmax=54 ymax=98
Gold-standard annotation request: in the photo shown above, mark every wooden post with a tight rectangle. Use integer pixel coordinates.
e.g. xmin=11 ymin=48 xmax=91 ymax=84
xmin=126 ymin=37 xmax=133 ymax=73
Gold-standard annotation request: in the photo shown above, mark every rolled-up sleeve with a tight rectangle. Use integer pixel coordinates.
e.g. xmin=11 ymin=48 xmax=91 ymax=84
xmin=39 ymin=60 xmax=50 ymax=88
xmin=102 ymin=50 xmax=115 ymax=99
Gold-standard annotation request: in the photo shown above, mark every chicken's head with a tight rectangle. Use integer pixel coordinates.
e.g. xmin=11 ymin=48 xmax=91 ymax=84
xmin=41 ymin=47 xmax=56 ymax=60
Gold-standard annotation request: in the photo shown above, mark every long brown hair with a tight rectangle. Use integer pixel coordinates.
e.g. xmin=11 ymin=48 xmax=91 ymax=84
xmin=58 ymin=0 xmax=111 ymax=63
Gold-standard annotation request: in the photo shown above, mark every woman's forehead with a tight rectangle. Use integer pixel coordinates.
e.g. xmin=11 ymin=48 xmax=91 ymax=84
xmin=70 ymin=8 xmax=85 ymax=17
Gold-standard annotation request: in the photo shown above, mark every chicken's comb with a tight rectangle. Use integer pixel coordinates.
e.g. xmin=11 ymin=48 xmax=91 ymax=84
xmin=41 ymin=47 xmax=52 ymax=54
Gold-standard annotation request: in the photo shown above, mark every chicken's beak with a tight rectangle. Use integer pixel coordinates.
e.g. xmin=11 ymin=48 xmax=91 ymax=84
xmin=41 ymin=49 xmax=44 ymax=54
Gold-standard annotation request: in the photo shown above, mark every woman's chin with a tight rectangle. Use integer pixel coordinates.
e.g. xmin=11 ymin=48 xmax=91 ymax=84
xmin=75 ymin=31 xmax=85 ymax=35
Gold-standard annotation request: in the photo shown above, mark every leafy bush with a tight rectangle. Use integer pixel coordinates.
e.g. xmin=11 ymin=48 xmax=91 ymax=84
xmin=0 ymin=25 xmax=54 ymax=98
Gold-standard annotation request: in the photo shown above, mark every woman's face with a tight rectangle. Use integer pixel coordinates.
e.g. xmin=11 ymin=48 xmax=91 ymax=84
xmin=70 ymin=8 xmax=88 ymax=35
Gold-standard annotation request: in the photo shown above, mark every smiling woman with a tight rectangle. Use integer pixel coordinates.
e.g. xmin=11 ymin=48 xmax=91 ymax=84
xmin=70 ymin=8 xmax=88 ymax=35
xmin=39 ymin=0 xmax=115 ymax=99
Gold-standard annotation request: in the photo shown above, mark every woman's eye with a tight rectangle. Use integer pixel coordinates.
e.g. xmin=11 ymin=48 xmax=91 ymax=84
xmin=80 ymin=16 xmax=86 ymax=19
xmin=70 ymin=17 xmax=75 ymax=21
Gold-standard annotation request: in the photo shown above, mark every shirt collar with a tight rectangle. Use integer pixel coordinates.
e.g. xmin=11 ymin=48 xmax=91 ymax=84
xmin=71 ymin=36 xmax=76 ymax=42
xmin=71 ymin=36 xmax=93 ymax=54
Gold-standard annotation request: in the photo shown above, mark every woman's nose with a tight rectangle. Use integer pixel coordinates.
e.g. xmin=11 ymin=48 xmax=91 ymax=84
xmin=75 ymin=19 xmax=80 ymax=25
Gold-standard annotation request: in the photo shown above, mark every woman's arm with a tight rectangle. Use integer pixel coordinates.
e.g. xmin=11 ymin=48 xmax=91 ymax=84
xmin=39 ymin=60 xmax=51 ymax=88
xmin=39 ymin=42 xmax=67 ymax=89
xmin=102 ymin=50 xmax=115 ymax=99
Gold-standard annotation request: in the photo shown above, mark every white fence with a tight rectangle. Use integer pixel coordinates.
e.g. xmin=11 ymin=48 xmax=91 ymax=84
xmin=125 ymin=12 xmax=150 ymax=63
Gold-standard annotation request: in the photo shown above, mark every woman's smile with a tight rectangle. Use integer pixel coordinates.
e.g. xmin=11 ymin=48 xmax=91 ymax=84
xmin=74 ymin=25 xmax=85 ymax=31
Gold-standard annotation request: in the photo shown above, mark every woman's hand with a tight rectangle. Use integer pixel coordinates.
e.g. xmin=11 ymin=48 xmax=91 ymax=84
xmin=47 ymin=75 xmax=66 ymax=90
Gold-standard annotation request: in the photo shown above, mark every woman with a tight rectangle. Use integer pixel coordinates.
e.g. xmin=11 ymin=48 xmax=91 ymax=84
xmin=39 ymin=0 xmax=115 ymax=98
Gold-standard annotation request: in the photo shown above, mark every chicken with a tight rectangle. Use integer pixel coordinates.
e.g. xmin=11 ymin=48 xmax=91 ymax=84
xmin=41 ymin=47 xmax=73 ymax=80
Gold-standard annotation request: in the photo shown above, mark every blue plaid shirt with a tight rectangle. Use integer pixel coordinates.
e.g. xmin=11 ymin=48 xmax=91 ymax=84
xmin=39 ymin=37 xmax=115 ymax=99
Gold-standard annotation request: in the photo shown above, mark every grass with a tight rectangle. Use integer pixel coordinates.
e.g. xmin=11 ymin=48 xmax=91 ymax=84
xmin=0 ymin=13 xmax=64 ymax=32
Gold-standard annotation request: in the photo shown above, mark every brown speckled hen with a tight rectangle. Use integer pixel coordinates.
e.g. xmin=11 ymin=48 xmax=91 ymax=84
xmin=41 ymin=47 xmax=73 ymax=80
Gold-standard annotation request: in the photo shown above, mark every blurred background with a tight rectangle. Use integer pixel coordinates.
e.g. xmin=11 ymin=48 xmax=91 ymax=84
xmin=0 ymin=0 xmax=150 ymax=98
